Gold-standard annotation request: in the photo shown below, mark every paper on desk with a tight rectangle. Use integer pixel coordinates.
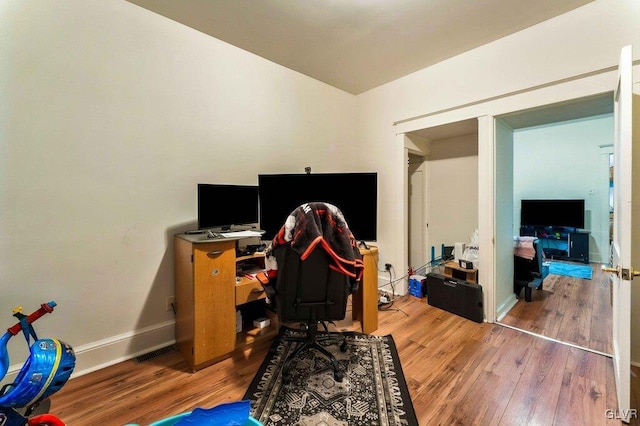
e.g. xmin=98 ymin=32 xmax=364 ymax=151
xmin=222 ymin=230 xmax=264 ymax=238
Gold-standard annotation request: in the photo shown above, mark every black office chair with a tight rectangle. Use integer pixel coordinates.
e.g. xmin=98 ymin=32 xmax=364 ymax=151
xmin=514 ymin=238 xmax=544 ymax=302
xmin=269 ymin=243 xmax=353 ymax=384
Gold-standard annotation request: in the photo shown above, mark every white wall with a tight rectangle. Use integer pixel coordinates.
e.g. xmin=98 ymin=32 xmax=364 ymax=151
xmin=425 ymin=134 xmax=479 ymax=254
xmin=0 ymin=0 xmax=359 ymax=377
xmin=494 ymin=120 xmax=515 ymax=318
xmin=407 ymin=153 xmax=425 ymax=269
xmin=357 ymin=0 xmax=639 ymax=279
xmin=357 ymin=0 xmax=639 ymax=350
xmin=513 ymin=114 xmax=614 ymax=263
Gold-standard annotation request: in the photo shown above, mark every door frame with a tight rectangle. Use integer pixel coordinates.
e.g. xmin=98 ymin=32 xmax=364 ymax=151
xmin=407 ymin=152 xmax=427 ymax=270
xmin=395 ymin=67 xmax=623 ymax=324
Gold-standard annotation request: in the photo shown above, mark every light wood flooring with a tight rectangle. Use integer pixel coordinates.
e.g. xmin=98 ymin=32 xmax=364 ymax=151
xmin=499 ymin=261 xmax=613 ymax=355
xmin=48 ymin=295 xmax=625 ymax=425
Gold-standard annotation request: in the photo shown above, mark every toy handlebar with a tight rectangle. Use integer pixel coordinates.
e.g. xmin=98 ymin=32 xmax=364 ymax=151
xmin=6 ymin=301 xmax=57 ymax=336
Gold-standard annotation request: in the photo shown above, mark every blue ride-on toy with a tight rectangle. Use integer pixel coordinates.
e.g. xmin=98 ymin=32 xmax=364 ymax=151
xmin=0 ymin=302 xmax=75 ymax=426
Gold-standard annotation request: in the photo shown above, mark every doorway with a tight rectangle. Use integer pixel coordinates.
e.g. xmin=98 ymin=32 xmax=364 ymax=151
xmin=402 ymin=93 xmax=614 ymax=355
xmin=405 ymin=120 xmax=479 ymax=274
xmin=494 ymin=93 xmax=614 ymax=355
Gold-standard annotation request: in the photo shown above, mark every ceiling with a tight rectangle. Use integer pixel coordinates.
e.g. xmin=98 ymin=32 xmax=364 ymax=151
xmin=126 ymin=0 xmax=594 ymax=95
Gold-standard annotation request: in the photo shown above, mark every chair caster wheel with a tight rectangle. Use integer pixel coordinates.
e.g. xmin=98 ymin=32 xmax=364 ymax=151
xmin=340 ymin=341 xmax=347 ymax=352
xmin=334 ymin=370 xmax=344 ymax=382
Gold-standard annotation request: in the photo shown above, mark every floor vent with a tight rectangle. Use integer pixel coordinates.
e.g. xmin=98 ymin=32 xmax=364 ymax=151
xmin=135 ymin=345 xmax=176 ymax=363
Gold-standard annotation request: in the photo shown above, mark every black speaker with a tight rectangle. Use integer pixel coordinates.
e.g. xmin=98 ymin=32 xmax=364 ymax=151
xmin=426 ymin=273 xmax=483 ymax=323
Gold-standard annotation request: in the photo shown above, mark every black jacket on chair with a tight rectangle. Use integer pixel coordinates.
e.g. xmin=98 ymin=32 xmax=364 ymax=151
xmin=261 ymin=202 xmax=362 ymax=384
xmin=268 ymin=202 xmax=363 ymax=292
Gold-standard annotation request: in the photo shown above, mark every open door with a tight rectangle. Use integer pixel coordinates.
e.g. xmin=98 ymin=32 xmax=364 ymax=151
xmin=604 ymin=44 xmax=637 ymax=423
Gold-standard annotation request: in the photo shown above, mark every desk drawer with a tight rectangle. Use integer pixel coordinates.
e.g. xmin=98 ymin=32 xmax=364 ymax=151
xmin=236 ymin=278 xmax=266 ymax=305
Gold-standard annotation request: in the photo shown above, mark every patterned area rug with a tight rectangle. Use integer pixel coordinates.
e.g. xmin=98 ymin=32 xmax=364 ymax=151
xmin=244 ymin=328 xmax=418 ymax=426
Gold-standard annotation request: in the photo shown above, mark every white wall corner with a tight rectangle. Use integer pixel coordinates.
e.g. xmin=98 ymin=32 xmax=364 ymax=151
xmin=496 ymin=294 xmax=518 ymax=322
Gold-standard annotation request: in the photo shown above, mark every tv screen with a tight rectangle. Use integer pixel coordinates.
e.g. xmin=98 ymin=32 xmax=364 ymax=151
xmin=197 ymin=184 xmax=259 ymax=230
xmin=258 ymin=173 xmax=377 ymax=241
xmin=520 ymin=199 xmax=585 ymax=229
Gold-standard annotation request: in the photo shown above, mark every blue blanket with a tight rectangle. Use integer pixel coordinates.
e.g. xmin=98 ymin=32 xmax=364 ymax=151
xmin=548 ymin=262 xmax=592 ymax=279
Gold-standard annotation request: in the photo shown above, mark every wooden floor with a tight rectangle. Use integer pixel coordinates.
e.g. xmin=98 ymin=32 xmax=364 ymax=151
xmin=49 ymin=296 xmax=623 ymax=426
xmin=499 ymin=261 xmax=613 ymax=355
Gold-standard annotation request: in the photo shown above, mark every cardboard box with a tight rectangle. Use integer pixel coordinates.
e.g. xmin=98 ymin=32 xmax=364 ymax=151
xmin=253 ymin=317 xmax=270 ymax=329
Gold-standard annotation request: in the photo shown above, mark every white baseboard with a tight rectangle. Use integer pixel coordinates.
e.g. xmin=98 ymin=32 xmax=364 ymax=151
xmin=496 ymin=294 xmax=518 ymax=322
xmin=3 ymin=320 xmax=176 ymax=383
xmin=378 ymin=275 xmax=407 ymax=295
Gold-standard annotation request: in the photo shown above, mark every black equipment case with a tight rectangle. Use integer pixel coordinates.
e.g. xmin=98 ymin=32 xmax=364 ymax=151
xmin=425 ymin=272 xmax=484 ymax=323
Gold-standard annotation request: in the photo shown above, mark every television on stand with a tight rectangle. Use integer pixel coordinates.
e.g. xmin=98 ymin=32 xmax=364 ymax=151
xmin=520 ymin=199 xmax=585 ymax=230
xmin=519 ymin=198 xmax=589 ymax=263
xmin=258 ymin=172 xmax=378 ymax=243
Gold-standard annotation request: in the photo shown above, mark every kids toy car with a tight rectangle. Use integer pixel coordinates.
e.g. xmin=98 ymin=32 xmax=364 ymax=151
xmin=0 ymin=302 xmax=75 ymax=426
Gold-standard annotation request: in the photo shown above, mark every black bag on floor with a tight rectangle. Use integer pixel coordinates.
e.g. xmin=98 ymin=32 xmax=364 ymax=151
xmin=426 ymin=272 xmax=483 ymax=323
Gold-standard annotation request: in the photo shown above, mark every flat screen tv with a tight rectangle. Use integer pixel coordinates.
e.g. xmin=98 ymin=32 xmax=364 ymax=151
xmin=258 ymin=173 xmax=378 ymax=241
xmin=520 ymin=199 xmax=585 ymax=229
xmin=197 ymin=184 xmax=259 ymax=230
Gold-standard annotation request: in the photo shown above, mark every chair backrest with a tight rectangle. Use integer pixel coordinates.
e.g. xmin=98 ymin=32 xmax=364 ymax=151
xmin=531 ymin=239 xmax=543 ymax=275
xmin=514 ymin=238 xmax=543 ymax=280
xmin=272 ymin=244 xmax=350 ymax=323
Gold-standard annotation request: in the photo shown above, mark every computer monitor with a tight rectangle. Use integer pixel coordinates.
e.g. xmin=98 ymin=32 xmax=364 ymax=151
xmin=197 ymin=184 xmax=259 ymax=230
xmin=258 ymin=173 xmax=377 ymax=241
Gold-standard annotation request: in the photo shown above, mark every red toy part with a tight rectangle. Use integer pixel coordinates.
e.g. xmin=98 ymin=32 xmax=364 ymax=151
xmin=27 ymin=414 xmax=65 ymax=426
xmin=7 ymin=302 xmax=56 ymax=336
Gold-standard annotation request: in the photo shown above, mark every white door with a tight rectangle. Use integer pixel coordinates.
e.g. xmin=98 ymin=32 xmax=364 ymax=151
xmin=607 ymin=44 xmax=635 ymax=423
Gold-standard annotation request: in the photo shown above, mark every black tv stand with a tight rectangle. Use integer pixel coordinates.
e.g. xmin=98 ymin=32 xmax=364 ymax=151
xmin=520 ymin=226 xmax=589 ymax=264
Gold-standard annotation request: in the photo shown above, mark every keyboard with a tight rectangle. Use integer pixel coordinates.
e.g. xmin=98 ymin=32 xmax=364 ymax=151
xmin=220 ymin=230 xmax=264 ymax=238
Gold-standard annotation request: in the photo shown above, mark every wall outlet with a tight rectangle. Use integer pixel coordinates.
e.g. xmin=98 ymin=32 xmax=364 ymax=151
xmin=166 ymin=296 xmax=175 ymax=312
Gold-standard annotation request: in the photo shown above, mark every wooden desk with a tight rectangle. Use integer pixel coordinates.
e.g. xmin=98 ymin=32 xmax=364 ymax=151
xmin=174 ymin=234 xmax=379 ymax=372
xmin=443 ymin=261 xmax=478 ymax=283
xmin=352 ymin=246 xmax=379 ymax=334
xmin=175 ymin=234 xmax=277 ymax=372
